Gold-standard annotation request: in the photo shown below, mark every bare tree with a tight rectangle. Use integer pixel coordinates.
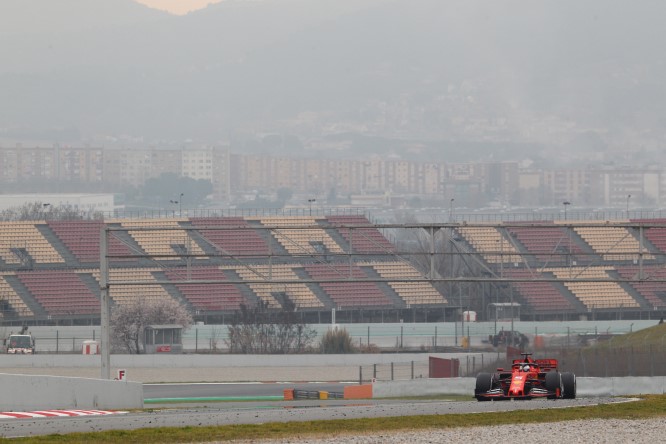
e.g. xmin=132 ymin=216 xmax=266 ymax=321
xmin=0 ymin=201 xmax=103 ymax=221
xmin=110 ymin=298 xmax=193 ymax=354
xmin=226 ymin=299 xmax=317 ymax=354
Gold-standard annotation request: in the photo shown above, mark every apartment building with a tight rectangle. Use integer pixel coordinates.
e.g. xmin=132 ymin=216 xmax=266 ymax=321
xmin=4 ymin=144 xmax=660 ymax=209
xmin=0 ymin=146 xmax=104 ymax=183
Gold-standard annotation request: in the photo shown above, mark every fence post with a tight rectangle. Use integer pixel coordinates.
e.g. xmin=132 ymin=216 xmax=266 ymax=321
xmin=605 ymin=352 xmax=609 ymax=378
xmin=373 ymin=363 xmax=377 ymax=380
xmin=411 ymin=361 xmax=414 ymax=379
xmin=56 ymin=330 xmax=59 ymax=354
xmin=359 ymin=366 xmax=363 ymax=385
xmin=567 ymin=327 xmax=570 ymax=348
xmin=195 ymin=328 xmax=198 ymax=353
xmin=391 ymin=362 xmax=394 ymax=380
xmin=72 ymin=336 xmax=75 ymax=352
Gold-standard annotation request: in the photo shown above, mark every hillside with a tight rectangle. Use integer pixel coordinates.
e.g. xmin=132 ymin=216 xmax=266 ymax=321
xmin=589 ymin=321 xmax=666 ymax=349
xmin=1 ymin=0 xmax=665 ymax=147
xmin=0 ymin=0 xmax=169 ymax=36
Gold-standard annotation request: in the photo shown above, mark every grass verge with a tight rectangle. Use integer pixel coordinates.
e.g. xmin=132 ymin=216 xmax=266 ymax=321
xmin=6 ymin=395 xmax=666 ymax=444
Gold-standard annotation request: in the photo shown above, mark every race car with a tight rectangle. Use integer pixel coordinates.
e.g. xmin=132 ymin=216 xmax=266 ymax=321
xmin=474 ymin=353 xmax=576 ymax=401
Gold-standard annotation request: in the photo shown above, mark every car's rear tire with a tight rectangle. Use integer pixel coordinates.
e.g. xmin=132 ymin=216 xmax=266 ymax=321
xmin=475 ymin=372 xmax=494 ymax=401
xmin=561 ymin=372 xmax=576 ymax=399
xmin=545 ymin=371 xmax=562 ymax=399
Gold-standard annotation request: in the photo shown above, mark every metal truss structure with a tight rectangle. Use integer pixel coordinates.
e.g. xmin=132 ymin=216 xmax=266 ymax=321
xmin=95 ymin=220 xmax=666 ymax=378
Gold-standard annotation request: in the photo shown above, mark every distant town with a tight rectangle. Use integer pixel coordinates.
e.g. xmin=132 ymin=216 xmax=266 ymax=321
xmin=0 ymin=145 xmax=661 ymax=213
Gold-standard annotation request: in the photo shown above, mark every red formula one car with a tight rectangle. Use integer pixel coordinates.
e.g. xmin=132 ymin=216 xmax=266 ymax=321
xmin=474 ymin=353 xmax=576 ymax=401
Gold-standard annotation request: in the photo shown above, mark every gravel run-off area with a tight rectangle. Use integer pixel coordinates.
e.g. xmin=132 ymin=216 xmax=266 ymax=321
xmin=233 ymin=418 xmax=666 ymax=444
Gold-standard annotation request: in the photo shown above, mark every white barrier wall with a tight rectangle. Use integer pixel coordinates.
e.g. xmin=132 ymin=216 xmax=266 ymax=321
xmin=372 ymin=376 xmax=666 ymax=398
xmin=0 ymin=353 xmax=495 ymax=369
xmin=0 ymin=373 xmax=143 ymax=411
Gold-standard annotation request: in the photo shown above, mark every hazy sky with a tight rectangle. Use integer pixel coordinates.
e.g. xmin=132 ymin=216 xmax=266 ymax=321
xmin=135 ymin=0 xmax=224 ymax=15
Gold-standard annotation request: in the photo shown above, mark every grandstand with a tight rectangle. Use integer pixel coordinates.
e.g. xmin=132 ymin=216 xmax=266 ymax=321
xmin=1 ymin=215 xmax=666 ymax=325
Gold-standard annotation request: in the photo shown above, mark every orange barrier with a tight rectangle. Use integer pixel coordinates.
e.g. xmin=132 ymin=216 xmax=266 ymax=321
xmin=534 ymin=335 xmax=545 ymax=349
xmin=283 ymin=389 xmax=294 ymax=400
xmin=343 ymin=384 xmax=373 ymax=399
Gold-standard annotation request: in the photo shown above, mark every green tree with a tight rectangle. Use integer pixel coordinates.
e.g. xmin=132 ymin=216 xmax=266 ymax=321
xmin=276 ymin=187 xmax=293 ymax=205
xmin=137 ymin=172 xmax=213 ymax=207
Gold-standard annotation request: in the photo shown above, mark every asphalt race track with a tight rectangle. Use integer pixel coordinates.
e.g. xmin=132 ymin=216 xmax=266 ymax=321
xmin=0 ymin=396 xmax=624 ymax=439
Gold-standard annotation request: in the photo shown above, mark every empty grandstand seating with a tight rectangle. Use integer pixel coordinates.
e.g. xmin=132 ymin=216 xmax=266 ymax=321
xmin=89 ymin=268 xmax=176 ymax=306
xmin=234 ymin=264 xmax=324 ymax=309
xmin=4 ymin=215 xmax=666 ymax=321
xmin=304 ymin=263 xmax=391 ymax=307
xmin=633 ymin=219 xmax=666 ymax=256
xmin=0 ymin=273 xmax=34 ymax=317
xmin=546 ymin=267 xmax=639 ymax=309
xmin=0 ymin=222 xmax=64 ymax=264
xmin=508 ymin=225 xmax=585 ymax=264
xmin=574 ymin=225 xmax=650 ymax=261
xmin=48 ymin=220 xmax=135 ymax=262
xmin=17 ymin=270 xmax=99 ymax=315
xmin=506 ymin=269 xmax=575 ymax=312
xmin=120 ymin=219 xmax=206 ymax=258
xmin=327 ymin=216 xmax=396 ymax=253
xmin=191 ymin=217 xmax=270 ymax=256
xmin=259 ymin=217 xmax=344 ymax=255
xmin=164 ymin=266 xmax=247 ymax=311
xmin=368 ymin=261 xmax=447 ymax=305
xmin=456 ymin=226 xmax=522 ymax=264
xmin=617 ymin=266 xmax=666 ymax=308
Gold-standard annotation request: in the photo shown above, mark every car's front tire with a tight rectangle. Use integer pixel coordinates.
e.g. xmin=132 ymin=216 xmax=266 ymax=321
xmin=474 ymin=372 xmax=494 ymax=401
xmin=561 ymin=372 xmax=576 ymax=399
xmin=545 ymin=371 xmax=562 ymax=399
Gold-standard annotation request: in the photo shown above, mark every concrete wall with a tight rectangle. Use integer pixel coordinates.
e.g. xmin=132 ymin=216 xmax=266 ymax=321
xmin=372 ymin=376 xmax=666 ymax=398
xmin=0 ymin=353 xmax=495 ymax=369
xmin=0 ymin=373 xmax=143 ymax=411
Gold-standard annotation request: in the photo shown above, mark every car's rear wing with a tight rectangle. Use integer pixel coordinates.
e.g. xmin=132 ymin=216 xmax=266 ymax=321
xmin=535 ymin=359 xmax=558 ymax=371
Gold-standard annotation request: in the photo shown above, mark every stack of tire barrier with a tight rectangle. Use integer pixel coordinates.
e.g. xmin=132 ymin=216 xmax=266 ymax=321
xmin=284 ymin=384 xmax=372 ymax=400
xmin=291 ymin=389 xmax=344 ymax=400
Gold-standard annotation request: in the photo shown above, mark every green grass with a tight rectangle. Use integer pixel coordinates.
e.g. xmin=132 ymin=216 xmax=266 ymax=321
xmin=592 ymin=323 xmax=666 ymax=349
xmin=4 ymin=395 xmax=666 ymax=443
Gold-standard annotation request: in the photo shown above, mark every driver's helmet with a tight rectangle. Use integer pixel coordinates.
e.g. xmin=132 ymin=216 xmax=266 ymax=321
xmin=522 ymin=364 xmax=530 ymax=372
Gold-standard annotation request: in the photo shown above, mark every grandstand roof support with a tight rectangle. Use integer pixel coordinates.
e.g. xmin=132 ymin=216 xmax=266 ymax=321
xmin=100 ymin=226 xmax=110 ymax=380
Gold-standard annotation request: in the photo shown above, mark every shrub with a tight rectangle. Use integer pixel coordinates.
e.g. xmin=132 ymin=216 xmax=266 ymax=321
xmin=320 ymin=327 xmax=356 ymax=354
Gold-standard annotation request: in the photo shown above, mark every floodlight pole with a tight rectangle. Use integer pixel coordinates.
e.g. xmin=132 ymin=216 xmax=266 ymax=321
xmin=100 ymin=226 xmax=111 ymax=379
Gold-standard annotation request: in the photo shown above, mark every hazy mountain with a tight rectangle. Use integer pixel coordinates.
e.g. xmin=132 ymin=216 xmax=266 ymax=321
xmin=0 ymin=0 xmax=169 ymax=36
xmin=1 ymin=0 xmax=665 ymax=150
